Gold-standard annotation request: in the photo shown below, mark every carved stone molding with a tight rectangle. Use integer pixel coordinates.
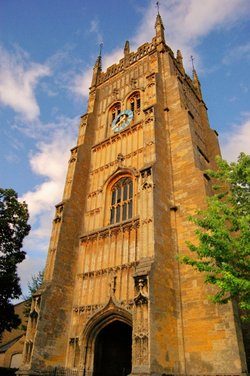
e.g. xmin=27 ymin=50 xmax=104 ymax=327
xmin=90 ymin=147 xmax=144 ymax=177
xmin=134 ymin=335 xmax=149 ymax=366
xmin=69 ymin=146 xmax=78 ymax=163
xmin=141 ymin=218 xmax=153 ymax=225
xmin=144 ymin=140 xmax=155 ymax=147
xmin=32 ymin=295 xmax=41 ymax=312
xmin=130 ymin=78 xmax=138 ymax=88
xmin=146 ymin=72 xmax=156 ymax=84
xmin=77 ymin=261 xmax=139 ymax=280
xmin=145 ymin=116 xmax=154 ymax=125
xmin=80 ymin=113 xmax=88 ymax=123
xmin=23 ymin=340 xmax=33 ymax=364
xmin=53 ymin=203 xmax=64 ymax=223
xmin=86 ymin=207 xmax=101 ymax=216
xmin=117 ymin=153 xmax=125 ymax=164
xmin=80 ymin=217 xmax=140 ymax=243
xmin=73 ymin=304 xmax=103 ymax=318
xmin=120 ymin=299 xmax=134 ymax=312
xmin=141 ymin=182 xmax=154 ymax=190
xmin=140 ymin=166 xmax=154 ymax=191
xmin=112 ymin=88 xmax=119 ymax=99
xmin=97 ymin=41 xmax=157 ymax=85
xmin=134 ymin=275 xmax=148 ymax=305
xmin=87 ymin=188 xmax=103 ymax=198
xmin=98 ymin=229 xmax=110 ymax=239
xmin=140 ymin=166 xmax=152 ymax=179
xmin=91 ymin=121 xmax=143 ymax=152
xmin=143 ymin=105 xmax=154 ymax=123
xmin=69 ymin=337 xmax=79 ymax=344
xmin=133 ymin=257 xmax=153 ymax=277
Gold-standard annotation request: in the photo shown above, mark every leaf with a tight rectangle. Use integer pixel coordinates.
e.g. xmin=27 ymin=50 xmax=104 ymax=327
xmin=179 ymin=153 xmax=250 ymax=321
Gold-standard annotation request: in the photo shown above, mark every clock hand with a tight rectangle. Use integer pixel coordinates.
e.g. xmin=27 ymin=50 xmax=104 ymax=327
xmin=117 ymin=114 xmax=127 ymax=127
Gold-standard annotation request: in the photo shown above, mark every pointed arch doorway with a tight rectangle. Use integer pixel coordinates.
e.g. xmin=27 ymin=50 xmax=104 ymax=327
xmin=93 ymin=320 xmax=132 ymax=376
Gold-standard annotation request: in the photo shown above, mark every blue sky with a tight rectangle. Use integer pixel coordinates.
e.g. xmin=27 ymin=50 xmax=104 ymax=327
xmin=0 ymin=0 xmax=250 ymax=296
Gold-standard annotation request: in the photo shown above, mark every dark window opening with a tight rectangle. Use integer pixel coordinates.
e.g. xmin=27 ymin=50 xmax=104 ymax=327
xmin=111 ymin=103 xmax=121 ymax=123
xmin=128 ymin=201 xmax=133 ymax=219
xmin=122 ymin=203 xmax=127 ymax=221
xmin=116 ymin=205 xmax=121 ymax=222
xmin=131 ymin=101 xmax=135 ymax=113
xmin=130 ymin=93 xmax=140 ymax=114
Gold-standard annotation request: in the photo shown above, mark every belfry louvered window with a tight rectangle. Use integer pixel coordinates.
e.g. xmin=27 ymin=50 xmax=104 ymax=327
xmin=110 ymin=177 xmax=133 ymax=224
xmin=111 ymin=103 xmax=121 ymax=122
xmin=129 ymin=92 xmax=140 ymax=114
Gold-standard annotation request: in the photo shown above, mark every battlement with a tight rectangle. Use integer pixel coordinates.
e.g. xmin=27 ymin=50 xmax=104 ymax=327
xmin=97 ymin=39 xmax=159 ymax=85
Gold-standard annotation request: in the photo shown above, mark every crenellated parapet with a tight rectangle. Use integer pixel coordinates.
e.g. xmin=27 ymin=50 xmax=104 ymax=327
xmin=96 ymin=41 xmax=158 ymax=85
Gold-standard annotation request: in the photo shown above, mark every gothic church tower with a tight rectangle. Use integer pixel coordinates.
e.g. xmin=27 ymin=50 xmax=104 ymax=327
xmin=19 ymin=13 xmax=248 ymax=376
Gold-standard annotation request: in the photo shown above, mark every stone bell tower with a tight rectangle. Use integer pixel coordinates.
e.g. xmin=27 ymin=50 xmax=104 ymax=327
xmin=19 ymin=12 xmax=248 ymax=376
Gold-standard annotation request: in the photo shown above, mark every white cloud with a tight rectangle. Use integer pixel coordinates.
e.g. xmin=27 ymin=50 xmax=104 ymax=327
xmin=21 ymin=117 xmax=77 ymax=219
xmin=89 ymin=18 xmax=103 ymax=45
xmin=17 ymin=116 xmax=78 ymax=293
xmin=133 ymin=0 xmax=250 ymax=69
xmin=102 ymin=49 xmax=123 ymax=71
xmin=70 ymin=67 xmax=93 ymax=98
xmin=0 ymin=46 xmax=50 ymax=121
xmin=17 ymin=256 xmax=46 ymax=299
xmin=220 ymin=115 xmax=250 ymax=161
xmin=70 ymin=48 xmax=124 ymax=99
xmin=69 ymin=0 xmax=250 ymax=99
xmin=22 ymin=180 xmax=61 ymax=220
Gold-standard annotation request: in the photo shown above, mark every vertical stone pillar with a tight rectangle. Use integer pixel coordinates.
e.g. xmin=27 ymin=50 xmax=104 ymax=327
xmin=132 ymin=271 xmax=151 ymax=375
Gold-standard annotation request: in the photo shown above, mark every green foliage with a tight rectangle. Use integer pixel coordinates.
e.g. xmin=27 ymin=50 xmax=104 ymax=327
xmin=22 ymin=271 xmax=44 ymax=330
xmin=181 ymin=153 xmax=250 ymax=320
xmin=0 ymin=188 xmax=30 ymax=337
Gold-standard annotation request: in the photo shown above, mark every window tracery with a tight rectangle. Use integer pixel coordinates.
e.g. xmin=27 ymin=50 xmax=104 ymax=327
xmin=110 ymin=177 xmax=133 ymax=224
xmin=110 ymin=102 xmax=121 ymax=123
xmin=129 ymin=92 xmax=141 ymax=115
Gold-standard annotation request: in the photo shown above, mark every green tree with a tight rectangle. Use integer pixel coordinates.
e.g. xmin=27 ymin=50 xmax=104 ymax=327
xmin=181 ymin=153 xmax=250 ymax=320
xmin=0 ymin=188 xmax=30 ymax=337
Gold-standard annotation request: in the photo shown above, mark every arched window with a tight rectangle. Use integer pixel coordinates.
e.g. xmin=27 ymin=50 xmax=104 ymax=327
xmin=129 ymin=92 xmax=141 ymax=114
xmin=110 ymin=102 xmax=121 ymax=123
xmin=110 ymin=177 xmax=133 ymax=224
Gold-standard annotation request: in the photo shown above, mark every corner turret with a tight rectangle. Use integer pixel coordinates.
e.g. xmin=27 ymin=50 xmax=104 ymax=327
xmin=155 ymin=12 xmax=165 ymax=44
xmin=124 ymin=40 xmax=130 ymax=56
xmin=192 ymin=68 xmax=203 ymax=100
xmin=176 ymin=49 xmax=185 ymax=75
xmin=91 ymin=48 xmax=102 ymax=88
xmin=124 ymin=40 xmax=130 ymax=66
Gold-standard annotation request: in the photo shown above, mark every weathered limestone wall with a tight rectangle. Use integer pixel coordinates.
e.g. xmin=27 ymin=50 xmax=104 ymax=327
xmin=162 ymin=50 xmax=247 ymax=374
xmin=19 ymin=98 xmax=98 ymax=374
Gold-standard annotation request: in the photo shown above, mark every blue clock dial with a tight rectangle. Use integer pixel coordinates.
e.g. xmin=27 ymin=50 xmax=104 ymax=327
xmin=111 ymin=109 xmax=133 ymax=133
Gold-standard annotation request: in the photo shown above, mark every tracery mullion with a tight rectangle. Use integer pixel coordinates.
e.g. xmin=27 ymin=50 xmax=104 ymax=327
xmin=110 ymin=177 xmax=133 ymax=224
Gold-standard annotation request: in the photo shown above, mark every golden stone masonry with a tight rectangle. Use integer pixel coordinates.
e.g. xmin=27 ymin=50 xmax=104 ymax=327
xmin=18 ymin=13 xmax=249 ymax=376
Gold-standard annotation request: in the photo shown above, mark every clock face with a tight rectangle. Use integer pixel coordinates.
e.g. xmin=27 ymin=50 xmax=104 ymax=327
xmin=111 ymin=109 xmax=133 ymax=133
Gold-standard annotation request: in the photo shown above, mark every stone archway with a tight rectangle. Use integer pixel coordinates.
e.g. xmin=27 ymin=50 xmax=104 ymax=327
xmin=93 ymin=320 xmax=132 ymax=376
xmin=81 ymin=299 xmax=133 ymax=376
